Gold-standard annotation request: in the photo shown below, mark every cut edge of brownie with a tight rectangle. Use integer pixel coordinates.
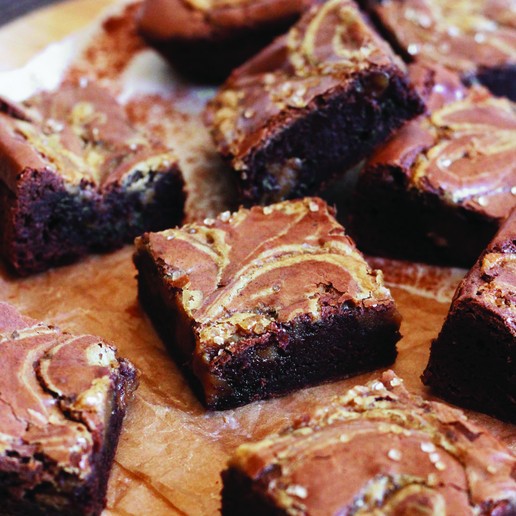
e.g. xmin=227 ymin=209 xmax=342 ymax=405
xmin=231 ymin=66 xmax=424 ymax=205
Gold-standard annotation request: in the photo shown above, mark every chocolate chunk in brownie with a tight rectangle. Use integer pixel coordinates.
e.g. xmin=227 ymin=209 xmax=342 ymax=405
xmin=0 ymin=302 xmax=138 ymax=515
xmin=0 ymin=81 xmax=185 ymax=276
xmin=205 ymin=0 xmax=424 ymax=206
xmin=423 ymin=209 xmax=516 ymax=423
xmin=134 ymin=197 xmax=401 ymax=410
xmin=351 ymin=63 xmax=516 ymax=267
xmin=137 ymin=0 xmax=310 ymax=83
xmin=222 ymin=371 xmax=516 ymax=515
xmin=361 ymin=0 xmax=516 ymax=100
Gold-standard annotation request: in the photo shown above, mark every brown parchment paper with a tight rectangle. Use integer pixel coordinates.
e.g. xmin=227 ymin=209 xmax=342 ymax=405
xmin=0 ymin=2 xmax=514 ymax=514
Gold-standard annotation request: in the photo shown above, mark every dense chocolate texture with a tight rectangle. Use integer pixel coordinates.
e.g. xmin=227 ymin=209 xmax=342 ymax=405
xmin=352 ymin=64 xmax=516 ymax=267
xmin=206 ymin=0 xmax=424 ymax=205
xmin=423 ymin=210 xmax=516 ymax=422
xmin=134 ymin=198 xmax=401 ymax=410
xmin=0 ymin=302 xmax=138 ymax=515
xmin=222 ymin=371 xmax=516 ymax=515
xmin=361 ymin=0 xmax=516 ymax=101
xmin=0 ymin=82 xmax=185 ymax=276
xmin=138 ymin=0 xmax=309 ymax=82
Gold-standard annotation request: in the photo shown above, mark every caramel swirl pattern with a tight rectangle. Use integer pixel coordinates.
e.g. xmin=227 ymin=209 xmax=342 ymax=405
xmin=228 ymin=371 xmax=516 ymax=515
xmin=138 ymin=198 xmax=393 ymax=352
xmin=0 ymin=303 xmax=135 ymax=478
xmin=372 ymin=0 xmax=516 ymax=73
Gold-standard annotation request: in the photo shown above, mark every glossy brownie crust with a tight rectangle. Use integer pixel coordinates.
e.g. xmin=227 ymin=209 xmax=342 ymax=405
xmin=423 ymin=210 xmax=516 ymax=423
xmin=134 ymin=198 xmax=401 ymax=410
xmin=361 ymin=0 xmax=516 ymax=101
xmin=352 ymin=64 xmax=516 ymax=267
xmin=222 ymin=371 xmax=516 ymax=515
xmin=138 ymin=0 xmax=308 ymax=82
xmin=0 ymin=82 xmax=185 ymax=276
xmin=0 ymin=303 xmax=138 ymax=515
xmin=206 ymin=0 xmax=424 ymax=205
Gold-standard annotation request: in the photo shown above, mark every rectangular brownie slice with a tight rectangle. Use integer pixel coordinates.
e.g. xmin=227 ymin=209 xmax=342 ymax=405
xmin=422 ymin=209 xmax=516 ymax=423
xmin=351 ymin=63 xmax=516 ymax=267
xmin=0 ymin=302 xmax=138 ymax=515
xmin=0 ymin=81 xmax=185 ymax=276
xmin=361 ymin=0 xmax=516 ymax=100
xmin=134 ymin=197 xmax=401 ymax=410
xmin=205 ymin=0 xmax=424 ymax=205
xmin=222 ymin=371 xmax=516 ymax=515
xmin=137 ymin=0 xmax=310 ymax=82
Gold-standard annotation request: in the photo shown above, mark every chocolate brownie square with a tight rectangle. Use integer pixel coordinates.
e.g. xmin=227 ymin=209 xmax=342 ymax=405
xmin=206 ymin=0 xmax=424 ymax=205
xmin=0 ymin=302 xmax=138 ymax=515
xmin=134 ymin=197 xmax=401 ymax=410
xmin=138 ymin=0 xmax=309 ymax=82
xmin=222 ymin=371 xmax=516 ymax=515
xmin=351 ymin=64 xmax=516 ymax=267
xmin=423 ymin=209 xmax=516 ymax=423
xmin=0 ymin=82 xmax=185 ymax=276
xmin=361 ymin=0 xmax=516 ymax=100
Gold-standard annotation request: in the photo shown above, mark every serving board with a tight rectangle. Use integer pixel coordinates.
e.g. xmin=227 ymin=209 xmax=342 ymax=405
xmin=0 ymin=1 xmax=514 ymax=514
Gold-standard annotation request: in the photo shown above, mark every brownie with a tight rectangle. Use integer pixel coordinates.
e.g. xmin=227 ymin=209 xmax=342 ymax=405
xmin=422 ymin=209 xmax=516 ymax=422
xmin=222 ymin=371 xmax=516 ymax=515
xmin=351 ymin=64 xmax=516 ymax=267
xmin=0 ymin=81 xmax=185 ymax=276
xmin=137 ymin=0 xmax=309 ymax=83
xmin=0 ymin=302 xmax=138 ymax=515
xmin=361 ymin=0 xmax=516 ymax=101
xmin=205 ymin=0 xmax=424 ymax=206
xmin=134 ymin=197 xmax=401 ymax=410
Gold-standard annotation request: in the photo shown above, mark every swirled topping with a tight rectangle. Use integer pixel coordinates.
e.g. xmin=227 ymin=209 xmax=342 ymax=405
xmin=207 ymin=0 xmax=405 ymax=162
xmin=368 ymin=65 xmax=516 ymax=220
xmin=0 ymin=82 xmax=178 ymax=189
xmin=370 ymin=0 xmax=516 ymax=73
xmin=0 ymin=302 xmax=137 ymax=481
xmin=137 ymin=198 xmax=394 ymax=353
xmin=229 ymin=371 xmax=516 ymax=515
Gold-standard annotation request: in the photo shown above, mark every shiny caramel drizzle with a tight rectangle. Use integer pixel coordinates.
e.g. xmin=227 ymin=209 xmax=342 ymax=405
xmin=142 ymin=198 xmax=393 ymax=353
xmin=375 ymin=0 xmax=516 ymax=72
xmin=409 ymin=90 xmax=516 ymax=216
xmin=0 ymin=303 xmax=126 ymax=479
xmin=209 ymin=0 xmax=401 ymax=162
xmin=230 ymin=371 xmax=516 ymax=515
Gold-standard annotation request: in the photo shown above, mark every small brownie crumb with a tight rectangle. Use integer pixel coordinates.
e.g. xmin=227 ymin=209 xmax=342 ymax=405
xmin=0 ymin=82 xmax=185 ymax=276
xmin=351 ymin=63 xmax=516 ymax=267
xmin=206 ymin=0 xmax=424 ymax=205
xmin=137 ymin=0 xmax=309 ymax=83
xmin=222 ymin=371 xmax=516 ymax=515
xmin=134 ymin=197 xmax=401 ymax=410
xmin=0 ymin=302 xmax=138 ymax=515
xmin=361 ymin=0 xmax=516 ymax=100
xmin=423 ymin=209 xmax=516 ymax=423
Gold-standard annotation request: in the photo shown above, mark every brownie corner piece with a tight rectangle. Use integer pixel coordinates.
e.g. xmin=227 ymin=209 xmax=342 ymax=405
xmin=134 ymin=197 xmax=401 ymax=410
xmin=221 ymin=371 xmax=516 ymax=515
xmin=0 ymin=82 xmax=185 ymax=275
xmin=351 ymin=63 xmax=516 ymax=267
xmin=0 ymin=302 xmax=138 ymax=515
xmin=422 ymin=209 xmax=516 ymax=422
xmin=206 ymin=0 xmax=424 ymax=205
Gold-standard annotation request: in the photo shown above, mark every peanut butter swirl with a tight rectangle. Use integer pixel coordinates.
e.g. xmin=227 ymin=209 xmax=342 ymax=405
xmin=370 ymin=67 xmax=516 ymax=220
xmin=207 ymin=0 xmax=404 ymax=164
xmin=372 ymin=0 xmax=516 ymax=73
xmin=228 ymin=371 xmax=516 ymax=515
xmin=137 ymin=198 xmax=394 ymax=354
xmin=0 ymin=82 xmax=178 ymax=189
xmin=0 ymin=303 xmax=136 ymax=482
